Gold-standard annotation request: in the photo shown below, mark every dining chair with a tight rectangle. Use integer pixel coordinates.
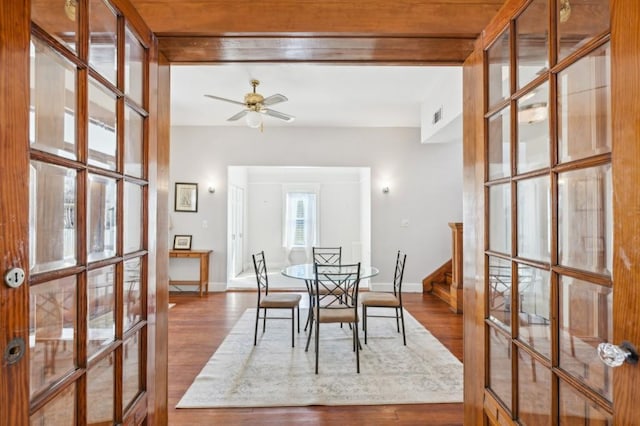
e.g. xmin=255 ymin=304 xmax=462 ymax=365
xmin=300 ymin=246 xmax=344 ymax=331
xmin=305 ymin=262 xmax=362 ymax=374
xmin=360 ymin=251 xmax=407 ymax=345
xmin=312 ymin=246 xmax=342 ymax=265
xmin=252 ymin=251 xmax=301 ymax=347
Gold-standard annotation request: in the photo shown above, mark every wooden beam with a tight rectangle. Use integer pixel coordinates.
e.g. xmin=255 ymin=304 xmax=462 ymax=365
xmin=130 ymin=0 xmax=505 ymax=36
xmin=158 ymin=35 xmax=476 ymax=64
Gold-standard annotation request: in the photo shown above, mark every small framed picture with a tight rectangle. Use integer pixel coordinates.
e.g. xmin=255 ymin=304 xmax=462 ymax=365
xmin=173 ymin=235 xmax=192 ymax=250
xmin=175 ymin=182 xmax=198 ymax=212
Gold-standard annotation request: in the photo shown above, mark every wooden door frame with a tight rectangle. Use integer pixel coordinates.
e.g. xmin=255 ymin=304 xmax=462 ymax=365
xmin=0 ymin=1 xmax=31 ymax=423
xmin=462 ymin=0 xmax=640 ymax=424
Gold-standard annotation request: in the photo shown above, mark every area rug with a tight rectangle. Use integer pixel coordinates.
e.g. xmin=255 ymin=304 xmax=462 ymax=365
xmin=176 ymin=308 xmax=463 ymax=408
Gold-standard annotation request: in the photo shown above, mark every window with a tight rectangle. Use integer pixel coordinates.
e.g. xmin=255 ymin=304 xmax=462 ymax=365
xmin=284 ymin=191 xmax=317 ymax=248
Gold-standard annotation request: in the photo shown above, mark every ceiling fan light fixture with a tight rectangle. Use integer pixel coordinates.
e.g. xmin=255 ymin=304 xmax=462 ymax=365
xmin=245 ymin=110 xmax=263 ymax=128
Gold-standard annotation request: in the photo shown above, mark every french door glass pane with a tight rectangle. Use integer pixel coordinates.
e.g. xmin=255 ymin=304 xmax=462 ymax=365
xmin=518 ymin=349 xmax=552 ymax=425
xmin=124 ymin=105 xmax=144 ymax=178
xmin=517 ymin=82 xmax=549 ymax=173
xmin=488 ymin=30 xmax=511 ymax=109
xmin=87 ymin=355 xmax=114 ymax=424
xmin=558 ymin=165 xmax=612 ymax=275
xmin=125 ymin=26 xmax=144 ymax=106
xmin=517 ymin=175 xmax=550 ymax=262
xmin=516 ymin=0 xmax=549 ymax=89
xmin=29 ymin=38 xmax=77 ymax=160
xmin=558 ymin=43 xmax=611 ymax=163
xmin=557 ymin=0 xmax=610 ymax=62
xmin=29 ymin=276 xmax=77 ymax=397
xmin=29 ymin=382 xmax=76 ymax=426
xmin=488 ymin=328 xmax=512 ymax=411
xmin=124 ymin=257 xmax=142 ymax=331
xmin=88 ymin=266 xmax=115 ymax=358
xmin=517 ymin=265 xmax=551 ymax=358
xmin=88 ymin=78 xmax=117 ymax=170
xmin=488 ymin=106 xmax=511 ymax=180
xmin=89 ymin=0 xmax=117 ymax=84
xmin=124 ymin=182 xmax=143 ymax=253
xmin=489 ymin=184 xmax=511 ymax=254
xmin=87 ymin=174 xmax=117 ymax=262
xmin=559 ymin=380 xmax=612 ymax=425
xmin=123 ymin=331 xmax=142 ymax=409
xmin=559 ymin=276 xmax=613 ymax=401
xmin=29 ymin=161 xmax=77 ymax=274
xmin=489 ymin=256 xmax=512 ymax=329
xmin=31 ymin=0 xmax=78 ymax=52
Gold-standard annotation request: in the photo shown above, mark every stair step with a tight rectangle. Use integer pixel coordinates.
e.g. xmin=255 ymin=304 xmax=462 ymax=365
xmin=430 ymin=281 xmax=451 ymax=304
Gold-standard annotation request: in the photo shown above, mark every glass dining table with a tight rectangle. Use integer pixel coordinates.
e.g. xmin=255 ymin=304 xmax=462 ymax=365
xmin=281 ymin=263 xmax=379 ymax=330
xmin=281 ymin=263 xmax=379 ymax=282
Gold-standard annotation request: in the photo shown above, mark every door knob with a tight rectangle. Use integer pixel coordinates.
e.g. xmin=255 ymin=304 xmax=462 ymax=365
xmin=597 ymin=341 xmax=639 ymax=367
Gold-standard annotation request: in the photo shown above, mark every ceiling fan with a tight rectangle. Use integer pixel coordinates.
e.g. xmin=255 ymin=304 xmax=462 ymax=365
xmin=204 ymin=79 xmax=295 ymax=128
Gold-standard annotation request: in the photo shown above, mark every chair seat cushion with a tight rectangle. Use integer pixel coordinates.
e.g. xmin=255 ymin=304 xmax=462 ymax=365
xmin=315 ymin=306 xmax=358 ymax=323
xmin=260 ymin=293 xmax=301 ymax=308
xmin=360 ymin=292 xmax=400 ymax=307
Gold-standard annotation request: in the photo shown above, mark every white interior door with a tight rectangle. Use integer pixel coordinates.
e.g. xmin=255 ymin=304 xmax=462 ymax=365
xmin=229 ymin=185 xmax=244 ymax=277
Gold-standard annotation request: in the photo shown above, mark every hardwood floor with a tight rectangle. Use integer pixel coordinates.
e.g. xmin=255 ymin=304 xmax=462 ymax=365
xmin=168 ymin=291 xmax=463 ymax=425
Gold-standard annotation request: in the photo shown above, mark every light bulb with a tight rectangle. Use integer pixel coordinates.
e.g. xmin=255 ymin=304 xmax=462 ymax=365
xmin=245 ymin=111 xmax=262 ymax=128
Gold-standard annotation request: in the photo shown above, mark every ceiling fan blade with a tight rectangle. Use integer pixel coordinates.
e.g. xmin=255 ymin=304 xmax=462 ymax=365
xmin=262 ymin=93 xmax=288 ymax=106
xmin=227 ymin=110 xmax=248 ymax=121
xmin=204 ymin=94 xmax=245 ymax=106
xmin=263 ymin=108 xmax=295 ymax=122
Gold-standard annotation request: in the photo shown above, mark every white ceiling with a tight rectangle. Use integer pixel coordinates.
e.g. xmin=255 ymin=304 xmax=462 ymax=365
xmin=170 ymin=64 xmax=460 ymax=128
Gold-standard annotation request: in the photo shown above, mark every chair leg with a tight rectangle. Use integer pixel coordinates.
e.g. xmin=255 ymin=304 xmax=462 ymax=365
xmin=354 ymin=323 xmax=360 ymax=374
xmin=395 ymin=307 xmax=400 ymax=332
xmin=291 ymin=307 xmax=295 ymax=347
xmin=297 ymin=306 xmax=300 ymax=333
xmin=363 ymin=306 xmax=368 ymax=344
xmin=262 ymin=307 xmax=267 ymax=332
xmin=304 ymin=280 xmax=313 ymax=332
xmin=254 ymin=306 xmax=260 ymax=345
xmin=400 ymin=307 xmax=406 ymax=346
xmin=314 ymin=315 xmax=320 ymax=374
xmin=305 ymin=310 xmax=314 ymax=352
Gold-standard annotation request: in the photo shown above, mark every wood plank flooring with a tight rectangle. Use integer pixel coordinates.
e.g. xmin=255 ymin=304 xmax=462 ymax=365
xmin=168 ymin=291 xmax=463 ymax=425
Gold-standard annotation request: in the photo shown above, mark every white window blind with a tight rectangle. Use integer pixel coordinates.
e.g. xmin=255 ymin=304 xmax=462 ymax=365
xmin=284 ymin=192 xmax=317 ymax=248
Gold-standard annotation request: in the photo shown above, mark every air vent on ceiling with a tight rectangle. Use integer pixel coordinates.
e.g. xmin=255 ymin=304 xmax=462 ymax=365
xmin=432 ymin=107 xmax=443 ymax=125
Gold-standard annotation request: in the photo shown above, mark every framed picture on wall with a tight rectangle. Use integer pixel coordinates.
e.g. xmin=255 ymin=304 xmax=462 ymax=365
xmin=173 ymin=235 xmax=192 ymax=250
xmin=175 ymin=182 xmax=198 ymax=212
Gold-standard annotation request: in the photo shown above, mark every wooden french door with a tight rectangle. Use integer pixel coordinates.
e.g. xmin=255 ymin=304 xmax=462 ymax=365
xmin=0 ymin=1 xmax=166 ymax=424
xmin=463 ymin=0 xmax=640 ymax=424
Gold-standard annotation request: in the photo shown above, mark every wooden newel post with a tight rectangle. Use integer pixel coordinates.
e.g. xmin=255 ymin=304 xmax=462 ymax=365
xmin=448 ymin=222 xmax=463 ymax=313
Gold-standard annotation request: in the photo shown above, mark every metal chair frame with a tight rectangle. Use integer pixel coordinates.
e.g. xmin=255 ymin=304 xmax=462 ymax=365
xmin=305 ymin=262 xmax=362 ymax=374
xmin=253 ymin=251 xmax=300 ymax=347
xmin=362 ymin=251 xmax=407 ymax=345
xmin=303 ymin=246 xmax=343 ymax=331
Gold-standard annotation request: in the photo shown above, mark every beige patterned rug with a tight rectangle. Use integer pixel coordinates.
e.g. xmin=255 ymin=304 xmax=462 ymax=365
xmin=176 ymin=308 xmax=463 ymax=408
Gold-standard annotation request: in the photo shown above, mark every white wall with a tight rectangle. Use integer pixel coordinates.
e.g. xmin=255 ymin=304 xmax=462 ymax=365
xmin=169 ymin=126 xmax=463 ymax=292
xmin=243 ymin=166 xmax=365 ymax=270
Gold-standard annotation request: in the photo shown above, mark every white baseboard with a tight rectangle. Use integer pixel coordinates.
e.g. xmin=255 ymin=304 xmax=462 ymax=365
xmin=368 ymin=282 xmax=422 ymax=293
xmin=169 ymin=282 xmax=227 ymax=293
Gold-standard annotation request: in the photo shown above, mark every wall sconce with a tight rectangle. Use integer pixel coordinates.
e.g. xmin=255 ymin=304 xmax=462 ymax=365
xmin=382 ymin=186 xmax=390 ymax=194
xmin=208 ymin=186 xmax=216 ymax=194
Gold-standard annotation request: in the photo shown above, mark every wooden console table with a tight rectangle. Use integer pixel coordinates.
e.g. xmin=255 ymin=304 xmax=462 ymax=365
xmin=169 ymin=249 xmax=213 ymax=297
